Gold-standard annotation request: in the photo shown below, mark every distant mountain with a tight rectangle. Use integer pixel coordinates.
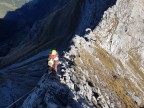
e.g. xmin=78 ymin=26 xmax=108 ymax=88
xmin=0 ymin=0 xmax=70 ymax=41
xmin=0 ymin=0 xmax=70 ymax=59
xmin=0 ymin=0 xmax=30 ymax=18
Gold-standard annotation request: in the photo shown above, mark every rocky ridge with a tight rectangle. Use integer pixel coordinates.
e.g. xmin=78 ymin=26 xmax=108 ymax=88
xmin=1 ymin=0 xmax=144 ymax=107
xmin=22 ymin=28 xmax=143 ymax=107
xmin=61 ymin=0 xmax=144 ymax=106
xmin=61 ymin=0 xmax=144 ymax=107
xmin=23 ymin=0 xmax=144 ymax=107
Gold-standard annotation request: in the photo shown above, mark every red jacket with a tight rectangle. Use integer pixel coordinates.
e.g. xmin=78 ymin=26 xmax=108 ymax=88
xmin=48 ymin=53 xmax=58 ymax=59
xmin=48 ymin=53 xmax=59 ymax=72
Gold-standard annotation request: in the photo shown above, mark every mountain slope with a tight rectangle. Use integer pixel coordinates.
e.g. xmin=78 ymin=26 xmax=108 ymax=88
xmin=22 ymin=0 xmax=144 ymax=107
xmin=1 ymin=0 xmax=144 ymax=107
xmin=0 ymin=0 xmax=117 ymax=107
xmin=0 ymin=0 xmax=116 ymax=69
xmin=0 ymin=0 xmax=29 ymax=18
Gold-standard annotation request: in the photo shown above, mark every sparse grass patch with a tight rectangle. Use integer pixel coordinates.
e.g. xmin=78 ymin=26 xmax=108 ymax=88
xmin=127 ymin=58 xmax=144 ymax=78
xmin=140 ymin=101 xmax=144 ymax=108
xmin=94 ymin=34 xmax=101 ymax=43
xmin=100 ymin=73 xmax=139 ymax=107
xmin=124 ymin=78 xmax=142 ymax=96
xmin=73 ymin=43 xmax=141 ymax=107
xmin=94 ymin=44 xmax=116 ymax=72
xmin=107 ymin=18 xmax=118 ymax=34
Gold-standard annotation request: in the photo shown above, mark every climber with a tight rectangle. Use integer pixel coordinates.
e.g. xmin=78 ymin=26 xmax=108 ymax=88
xmin=48 ymin=49 xmax=59 ymax=73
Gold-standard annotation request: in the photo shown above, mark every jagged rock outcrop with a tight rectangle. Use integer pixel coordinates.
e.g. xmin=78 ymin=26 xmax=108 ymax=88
xmin=60 ymin=33 xmax=143 ymax=107
xmin=22 ymin=0 xmax=144 ymax=107
xmin=22 ymin=73 xmax=82 ymax=108
xmin=23 ymin=29 xmax=143 ymax=107
xmin=0 ymin=1 xmax=117 ymax=106
xmin=93 ymin=0 xmax=144 ymax=106
xmin=59 ymin=0 xmax=144 ymax=106
xmin=1 ymin=0 xmax=144 ymax=107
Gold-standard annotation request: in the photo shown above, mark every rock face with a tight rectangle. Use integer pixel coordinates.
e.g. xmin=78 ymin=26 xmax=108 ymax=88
xmin=23 ymin=0 xmax=144 ymax=107
xmin=0 ymin=0 xmax=117 ymax=107
xmin=1 ymin=0 xmax=144 ymax=107
xmin=93 ymin=0 xmax=144 ymax=106
xmin=0 ymin=0 xmax=116 ymax=68
xmin=22 ymin=73 xmax=82 ymax=108
xmin=56 ymin=0 xmax=144 ymax=107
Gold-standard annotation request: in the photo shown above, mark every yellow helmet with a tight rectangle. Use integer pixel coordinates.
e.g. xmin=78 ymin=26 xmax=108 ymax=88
xmin=51 ymin=50 xmax=57 ymax=55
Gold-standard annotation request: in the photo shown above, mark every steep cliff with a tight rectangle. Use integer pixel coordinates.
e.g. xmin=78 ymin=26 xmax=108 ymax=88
xmin=0 ymin=0 xmax=116 ymax=68
xmin=22 ymin=0 xmax=144 ymax=107
xmin=0 ymin=0 xmax=116 ymax=107
xmin=1 ymin=0 xmax=144 ymax=107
